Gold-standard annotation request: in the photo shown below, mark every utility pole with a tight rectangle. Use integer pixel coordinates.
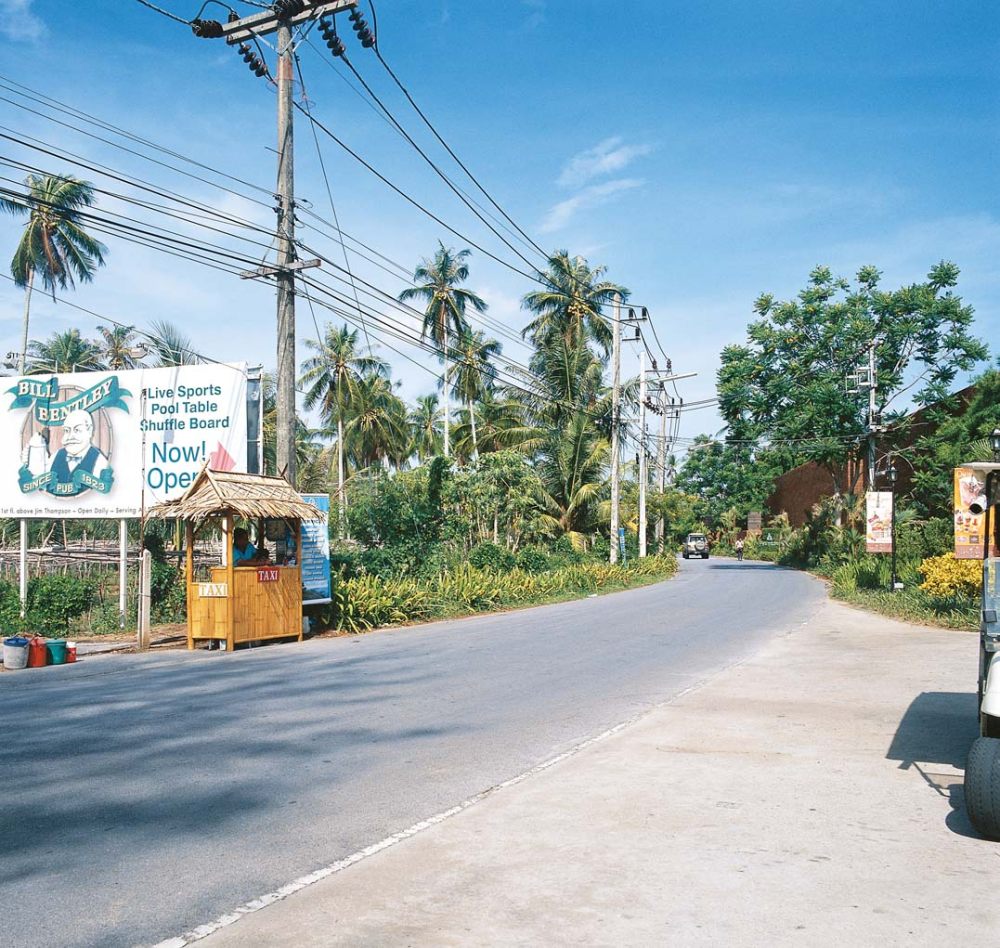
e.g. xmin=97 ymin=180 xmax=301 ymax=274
xmin=275 ymin=21 xmax=297 ymax=486
xmin=609 ymin=292 xmax=622 ymax=565
xmin=638 ymin=349 xmax=647 ymax=558
xmin=656 ymin=384 xmax=667 ymax=555
xmin=866 ymin=341 xmax=877 ymax=490
xmin=190 ymin=2 xmax=355 ymax=487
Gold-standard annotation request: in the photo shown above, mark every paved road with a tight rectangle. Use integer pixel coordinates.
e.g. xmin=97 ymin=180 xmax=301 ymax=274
xmin=1 ymin=559 xmax=824 ymax=948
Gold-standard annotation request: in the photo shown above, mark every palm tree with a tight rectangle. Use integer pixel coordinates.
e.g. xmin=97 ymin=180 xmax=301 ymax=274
xmin=98 ymin=325 xmax=147 ymax=369
xmin=1 ymin=174 xmax=107 ymax=374
xmin=522 ymin=251 xmax=627 ymax=358
xmin=409 ymin=393 xmax=443 ymax=462
xmin=450 ymin=329 xmax=501 ymax=460
xmin=147 ymin=319 xmax=200 ymax=367
xmin=299 ymin=323 xmax=388 ymax=533
xmin=345 ymin=375 xmax=409 ymax=472
xmin=398 ymin=243 xmax=487 ymax=457
xmin=27 ymin=329 xmax=104 ymax=374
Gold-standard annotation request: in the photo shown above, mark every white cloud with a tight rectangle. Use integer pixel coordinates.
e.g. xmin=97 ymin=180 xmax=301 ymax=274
xmin=557 ymin=137 xmax=652 ymax=189
xmin=0 ymin=0 xmax=45 ymax=42
xmin=540 ymin=178 xmax=643 ymax=233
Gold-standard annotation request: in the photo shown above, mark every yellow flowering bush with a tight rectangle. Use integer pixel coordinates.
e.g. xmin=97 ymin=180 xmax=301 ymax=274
xmin=918 ymin=554 xmax=982 ymax=598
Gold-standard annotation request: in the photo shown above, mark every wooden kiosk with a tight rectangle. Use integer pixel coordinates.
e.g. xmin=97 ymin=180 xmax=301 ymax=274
xmin=147 ymin=468 xmax=323 ymax=651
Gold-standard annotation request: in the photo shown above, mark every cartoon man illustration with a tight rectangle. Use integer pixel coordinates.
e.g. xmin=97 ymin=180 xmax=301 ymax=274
xmin=20 ymin=408 xmax=111 ymax=496
xmin=49 ymin=409 xmax=109 ymax=489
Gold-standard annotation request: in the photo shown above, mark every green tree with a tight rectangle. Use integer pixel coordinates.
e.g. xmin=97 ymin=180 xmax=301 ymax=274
xmin=522 ymin=251 xmax=627 ymax=357
xmin=718 ymin=263 xmax=987 ymax=498
xmin=299 ymin=323 xmax=388 ymax=533
xmin=98 ymin=324 xmax=146 ymax=369
xmin=675 ymin=436 xmax=777 ymax=527
xmin=147 ymin=319 xmax=201 ymax=367
xmin=398 ymin=244 xmax=487 ymax=458
xmin=449 ymin=328 xmax=501 ymax=460
xmin=409 ymin=393 xmax=443 ymax=462
xmin=27 ymin=328 xmax=104 ymax=374
xmin=345 ymin=375 xmax=409 ymax=471
xmin=1 ymin=173 xmax=107 ymax=374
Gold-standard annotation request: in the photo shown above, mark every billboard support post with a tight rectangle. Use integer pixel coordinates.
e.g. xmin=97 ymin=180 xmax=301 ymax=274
xmin=119 ymin=518 xmax=128 ymax=629
xmin=18 ymin=518 xmax=26 ymax=618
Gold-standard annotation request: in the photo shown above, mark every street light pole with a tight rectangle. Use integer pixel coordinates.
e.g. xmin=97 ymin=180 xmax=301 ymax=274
xmin=888 ymin=461 xmax=898 ymax=592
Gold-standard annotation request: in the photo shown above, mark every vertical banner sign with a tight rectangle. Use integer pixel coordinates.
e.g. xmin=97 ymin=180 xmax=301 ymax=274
xmin=954 ymin=467 xmax=998 ymax=559
xmin=865 ymin=491 xmax=893 ymax=554
xmin=0 ymin=364 xmax=247 ymax=518
xmin=301 ymin=493 xmax=332 ymax=605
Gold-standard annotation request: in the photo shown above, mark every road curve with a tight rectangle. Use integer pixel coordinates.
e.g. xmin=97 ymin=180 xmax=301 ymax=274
xmin=0 ymin=558 xmax=824 ymax=948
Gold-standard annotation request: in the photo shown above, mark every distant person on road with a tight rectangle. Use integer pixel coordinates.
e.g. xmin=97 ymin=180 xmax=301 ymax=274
xmin=735 ymin=538 xmax=744 ymax=562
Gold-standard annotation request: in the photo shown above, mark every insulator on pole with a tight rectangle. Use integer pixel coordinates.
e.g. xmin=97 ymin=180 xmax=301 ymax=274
xmin=191 ymin=18 xmax=224 ymax=38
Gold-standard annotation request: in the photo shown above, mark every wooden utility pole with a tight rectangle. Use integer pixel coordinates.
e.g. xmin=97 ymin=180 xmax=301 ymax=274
xmin=638 ymin=349 xmax=647 ymax=558
xmin=189 ymin=2 xmax=356 ymax=487
xmin=609 ymin=292 xmax=622 ymax=564
xmin=275 ymin=22 xmax=297 ymax=486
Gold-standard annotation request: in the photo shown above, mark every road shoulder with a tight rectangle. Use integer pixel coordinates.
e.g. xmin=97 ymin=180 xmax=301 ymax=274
xmin=193 ymin=597 xmax=997 ymax=946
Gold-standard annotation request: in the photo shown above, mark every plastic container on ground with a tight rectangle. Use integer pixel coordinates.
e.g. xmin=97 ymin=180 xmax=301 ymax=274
xmin=2 ymin=636 xmax=30 ymax=670
xmin=46 ymin=640 xmax=68 ymax=665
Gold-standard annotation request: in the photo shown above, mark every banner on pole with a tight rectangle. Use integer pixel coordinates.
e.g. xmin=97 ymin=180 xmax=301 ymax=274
xmin=301 ymin=493 xmax=331 ymax=605
xmin=0 ymin=364 xmax=247 ymax=518
xmin=865 ymin=491 xmax=893 ymax=554
xmin=954 ymin=467 xmax=998 ymax=559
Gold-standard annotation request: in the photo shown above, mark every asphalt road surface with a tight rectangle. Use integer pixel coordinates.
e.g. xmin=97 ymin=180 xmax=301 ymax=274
xmin=1 ymin=558 xmax=825 ymax=948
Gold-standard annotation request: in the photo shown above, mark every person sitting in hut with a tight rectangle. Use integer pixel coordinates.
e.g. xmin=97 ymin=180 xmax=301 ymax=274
xmin=233 ymin=527 xmax=266 ymax=566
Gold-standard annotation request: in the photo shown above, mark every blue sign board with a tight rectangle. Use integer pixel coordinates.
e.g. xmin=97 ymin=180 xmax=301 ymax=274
xmin=301 ymin=493 xmax=331 ymax=605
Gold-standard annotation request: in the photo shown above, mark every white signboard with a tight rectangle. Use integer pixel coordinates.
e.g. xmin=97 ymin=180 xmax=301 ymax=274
xmin=0 ymin=363 xmax=247 ymax=518
xmin=865 ymin=491 xmax=893 ymax=554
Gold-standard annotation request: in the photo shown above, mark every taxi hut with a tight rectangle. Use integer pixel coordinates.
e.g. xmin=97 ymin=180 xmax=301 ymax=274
xmin=147 ymin=467 xmax=323 ymax=651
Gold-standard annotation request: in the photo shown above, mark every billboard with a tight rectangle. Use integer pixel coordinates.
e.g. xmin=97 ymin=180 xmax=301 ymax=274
xmin=301 ymin=493 xmax=331 ymax=605
xmin=954 ymin=467 xmax=998 ymax=559
xmin=0 ymin=364 xmax=247 ymax=518
xmin=865 ymin=491 xmax=893 ymax=554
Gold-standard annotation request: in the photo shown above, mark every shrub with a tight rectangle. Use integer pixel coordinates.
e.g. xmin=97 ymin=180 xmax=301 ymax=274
xmin=468 ymin=542 xmax=516 ymax=572
xmin=919 ymin=554 xmax=982 ymax=598
xmin=333 ymin=574 xmax=432 ymax=632
xmin=26 ymin=574 xmax=94 ymax=636
xmin=515 ymin=547 xmax=550 ymax=573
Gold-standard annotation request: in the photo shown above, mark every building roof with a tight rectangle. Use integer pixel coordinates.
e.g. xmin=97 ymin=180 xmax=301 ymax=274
xmin=146 ymin=467 xmax=324 ymax=522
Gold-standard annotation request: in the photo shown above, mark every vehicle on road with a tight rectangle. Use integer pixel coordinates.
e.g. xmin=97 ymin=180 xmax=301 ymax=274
xmin=961 ymin=458 xmax=1000 ymax=841
xmin=683 ymin=533 xmax=710 ymax=560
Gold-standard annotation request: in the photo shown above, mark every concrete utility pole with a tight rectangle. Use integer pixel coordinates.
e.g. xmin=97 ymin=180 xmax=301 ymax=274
xmin=192 ymin=2 xmax=355 ymax=487
xmin=866 ymin=341 xmax=877 ymax=491
xmin=638 ymin=349 xmax=647 ymax=558
xmin=656 ymin=383 xmax=667 ymax=555
xmin=275 ymin=22 xmax=297 ymax=486
xmin=609 ymin=292 xmax=622 ymax=565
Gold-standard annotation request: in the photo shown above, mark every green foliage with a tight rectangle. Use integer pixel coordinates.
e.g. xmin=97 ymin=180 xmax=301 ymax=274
xmin=468 ymin=541 xmax=516 ymax=572
xmin=717 ymin=263 xmax=987 ymax=490
xmin=675 ymin=439 xmax=776 ymax=527
xmin=515 ymin=547 xmax=550 ymax=573
xmin=25 ymin=574 xmax=94 ymax=636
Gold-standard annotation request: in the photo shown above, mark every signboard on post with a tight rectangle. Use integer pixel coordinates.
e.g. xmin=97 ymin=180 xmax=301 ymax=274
xmin=954 ymin=467 xmax=998 ymax=559
xmin=301 ymin=493 xmax=331 ymax=605
xmin=865 ymin=491 xmax=893 ymax=554
xmin=0 ymin=364 xmax=247 ymax=518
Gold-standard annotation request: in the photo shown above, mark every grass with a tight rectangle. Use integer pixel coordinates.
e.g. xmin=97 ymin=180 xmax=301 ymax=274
xmin=828 ymin=584 xmax=979 ymax=631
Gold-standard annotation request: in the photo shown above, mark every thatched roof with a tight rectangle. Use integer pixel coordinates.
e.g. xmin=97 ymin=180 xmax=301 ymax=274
xmin=146 ymin=467 xmax=324 ymax=522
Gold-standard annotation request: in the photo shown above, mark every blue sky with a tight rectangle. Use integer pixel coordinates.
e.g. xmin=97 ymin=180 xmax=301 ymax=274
xmin=0 ymin=0 xmax=996 ymax=452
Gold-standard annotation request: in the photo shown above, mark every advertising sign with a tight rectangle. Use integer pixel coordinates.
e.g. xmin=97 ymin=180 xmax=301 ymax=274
xmin=865 ymin=491 xmax=893 ymax=554
xmin=0 ymin=364 xmax=247 ymax=518
xmin=954 ymin=467 xmax=998 ymax=559
xmin=301 ymin=492 xmax=331 ymax=605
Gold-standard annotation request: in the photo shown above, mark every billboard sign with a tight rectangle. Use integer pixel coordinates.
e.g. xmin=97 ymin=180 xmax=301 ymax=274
xmin=301 ymin=492 xmax=331 ymax=605
xmin=0 ymin=364 xmax=247 ymax=518
xmin=954 ymin=467 xmax=998 ymax=559
xmin=865 ymin=491 xmax=893 ymax=554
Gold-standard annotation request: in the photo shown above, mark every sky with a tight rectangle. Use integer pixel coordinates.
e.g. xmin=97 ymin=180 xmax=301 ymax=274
xmin=0 ymin=0 xmax=997 ymax=456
